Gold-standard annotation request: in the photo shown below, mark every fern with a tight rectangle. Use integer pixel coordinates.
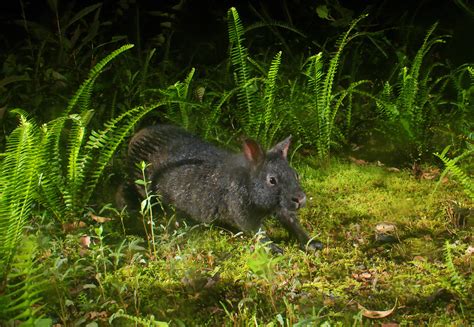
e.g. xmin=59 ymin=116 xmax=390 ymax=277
xmin=226 ymin=8 xmax=291 ymax=148
xmin=0 ymin=113 xmax=39 ymax=280
xmin=65 ymin=44 xmax=135 ymax=115
xmin=374 ymin=23 xmax=449 ymax=156
xmin=0 ymin=235 xmax=50 ymax=326
xmin=298 ymin=15 xmax=368 ymax=160
xmin=434 ymin=146 xmax=474 ymax=200
xmin=161 ymin=68 xmax=198 ymax=130
xmin=227 ymin=7 xmax=258 ymax=137
xmin=79 ymin=101 xmax=167 ymax=209
xmin=109 ymin=309 xmax=169 ymax=326
xmin=34 ymin=45 xmax=144 ymax=221
xmin=443 ymin=241 xmax=469 ymax=301
xmin=259 ymin=51 xmax=283 ymax=148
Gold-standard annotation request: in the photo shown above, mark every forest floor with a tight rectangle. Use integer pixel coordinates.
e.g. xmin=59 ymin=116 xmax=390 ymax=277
xmin=100 ymin=158 xmax=472 ymax=326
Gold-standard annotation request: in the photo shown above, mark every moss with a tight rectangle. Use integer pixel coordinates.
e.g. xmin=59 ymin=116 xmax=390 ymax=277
xmin=46 ymin=159 xmax=471 ymax=325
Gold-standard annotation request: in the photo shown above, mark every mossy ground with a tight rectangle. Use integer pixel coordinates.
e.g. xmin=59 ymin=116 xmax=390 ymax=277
xmin=47 ymin=159 xmax=473 ymax=326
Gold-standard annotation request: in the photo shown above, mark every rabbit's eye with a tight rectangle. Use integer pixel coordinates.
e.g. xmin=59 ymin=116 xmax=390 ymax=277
xmin=267 ymin=176 xmax=277 ymax=185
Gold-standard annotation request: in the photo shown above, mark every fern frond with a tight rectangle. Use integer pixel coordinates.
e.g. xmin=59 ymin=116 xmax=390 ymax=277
xmin=0 ymin=236 xmax=49 ymax=325
xmin=80 ymin=101 xmax=167 ymax=208
xmin=261 ymin=51 xmax=282 ymax=147
xmin=375 ymin=82 xmax=399 ymax=120
xmin=110 ymin=309 xmax=169 ymax=326
xmin=64 ymin=111 xmax=95 ymax=211
xmin=409 ymin=23 xmax=446 ymax=80
xmin=434 ymin=148 xmax=474 ymax=200
xmin=443 ymin=241 xmax=469 ymax=300
xmin=0 ymin=114 xmax=40 ymax=278
xmin=65 ymin=44 xmax=134 ymax=115
xmin=322 ymin=14 xmax=367 ymax=110
xmin=204 ymin=88 xmax=238 ymax=139
xmin=227 ymin=7 xmax=257 ymax=136
xmin=37 ymin=117 xmax=69 ymax=219
xmin=162 ymin=68 xmax=196 ymax=130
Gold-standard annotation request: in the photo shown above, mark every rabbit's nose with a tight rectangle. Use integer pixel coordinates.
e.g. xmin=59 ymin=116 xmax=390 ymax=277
xmin=292 ymin=193 xmax=307 ymax=208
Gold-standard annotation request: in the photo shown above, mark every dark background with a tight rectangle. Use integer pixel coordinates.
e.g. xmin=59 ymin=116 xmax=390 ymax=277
xmin=1 ymin=0 xmax=472 ymax=67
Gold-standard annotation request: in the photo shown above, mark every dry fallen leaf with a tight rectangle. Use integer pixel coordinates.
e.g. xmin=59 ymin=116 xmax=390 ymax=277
xmin=386 ymin=167 xmax=400 ymax=173
xmin=89 ymin=212 xmax=112 ymax=223
xmin=358 ymin=300 xmax=397 ymax=319
xmin=466 ymin=246 xmax=474 ymax=256
xmin=62 ymin=221 xmax=87 ymax=232
xmin=80 ymin=235 xmax=91 ymax=248
xmin=375 ymin=222 xmax=397 ymax=233
xmin=421 ymin=167 xmax=440 ymax=180
xmin=360 ymin=272 xmax=372 ymax=280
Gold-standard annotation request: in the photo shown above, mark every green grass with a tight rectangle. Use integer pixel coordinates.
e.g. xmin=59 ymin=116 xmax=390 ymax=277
xmin=92 ymin=159 xmax=472 ymax=326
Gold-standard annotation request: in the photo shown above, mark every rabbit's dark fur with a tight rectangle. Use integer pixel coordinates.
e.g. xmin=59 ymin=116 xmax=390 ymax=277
xmin=123 ymin=125 xmax=321 ymax=253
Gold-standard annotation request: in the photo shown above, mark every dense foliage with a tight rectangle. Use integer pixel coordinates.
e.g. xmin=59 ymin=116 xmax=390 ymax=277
xmin=0 ymin=2 xmax=472 ymax=325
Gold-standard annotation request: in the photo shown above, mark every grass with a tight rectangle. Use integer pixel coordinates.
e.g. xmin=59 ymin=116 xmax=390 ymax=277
xmin=88 ymin=158 xmax=472 ymax=326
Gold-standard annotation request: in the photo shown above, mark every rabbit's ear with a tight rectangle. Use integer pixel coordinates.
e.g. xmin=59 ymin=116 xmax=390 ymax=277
xmin=270 ymin=136 xmax=291 ymax=159
xmin=243 ymin=139 xmax=264 ymax=166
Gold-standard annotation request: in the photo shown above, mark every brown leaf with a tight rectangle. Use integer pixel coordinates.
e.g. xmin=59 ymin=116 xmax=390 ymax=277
xmin=80 ymin=235 xmax=91 ymax=248
xmin=89 ymin=212 xmax=112 ymax=223
xmin=87 ymin=311 xmax=108 ymax=320
xmin=62 ymin=221 xmax=87 ymax=232
xmin=360 ymin=272 xmax=372 ymax=280
xmin=375 ymin=223 xmax=397 ymax=233
xmin=386 ymin=167 xmax=400 ymax=173
xmin=421 ymin=167 xmax=440 ymax=180
xmin=466 ymin=246 xmax=474 ymax=256
xmin=358 ymin=300 xmax=397 ymax=319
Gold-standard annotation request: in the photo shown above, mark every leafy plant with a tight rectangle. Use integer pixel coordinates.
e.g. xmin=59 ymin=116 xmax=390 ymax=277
xmin=135 ymin=161 xmax=160 ymax=258
xmin=0 ymin=235 xmax=50 ymax=326
xmin=160 ymin=67 xmax=199 ymax=131
xmin=443 ymin=241 xmax=471 ymax=301
xmin=434 ymin=146 xmax=473 ymax=200
xmin=438 ymin=64 xmax=474 ymax=149
xmin=34 ymin=44 xmax=132 ymax=219
xmin=227 ymin=7 xmax=286 ymax=148
xmin=0 ymin=113 xmax=40 ymax=279
xmin=110 ymin=309 xmax=169 ymax=326
xmin=293 ymin=14 xmax=369 ymax=160
xmin=372 ymin=23 xmax=450 ymax=158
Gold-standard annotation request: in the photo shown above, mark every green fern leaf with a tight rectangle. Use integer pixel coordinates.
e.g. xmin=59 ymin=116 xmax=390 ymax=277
xmin=0 ymin=236 xmax=48 ymax=324
xmin=65 ymin=44 xmax=134 ymax=115
xmin=227 ymin=7 xmax=258 ymax=137
xmin=0 ymin=114 xmax=40 ymax=278
xmin=434 ymin=149 xmax=474 ymax=200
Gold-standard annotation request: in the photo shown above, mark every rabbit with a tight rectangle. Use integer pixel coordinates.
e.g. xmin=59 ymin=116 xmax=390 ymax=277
xmin=123 ymin=124 xmax=322 ymax=253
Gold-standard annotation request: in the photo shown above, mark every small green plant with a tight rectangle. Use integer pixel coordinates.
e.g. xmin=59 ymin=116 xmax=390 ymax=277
xmin=293 ymin=14 xmax=369 ymax=160
xmin=160 ymin=68 xmax=199 ymax=131
xmin=372 ymin=23 xmax=450 ymax=158
xmin=0 ymin=235 xmax=50 ymax=326
xmin=0 ymin=113 xmax=40 ymax=279
xmin=227 ymin=7 xmax=286 ymax=148
xmin=443 ymin=241 xmax=470 ymax=301
xmin=434 ymin=146 xmax=473 ymax=200
xmin=26 ymin=44 xmax=170 ymax=222
xmin=110 ymin=309 xmax=169 ymax=326
xmin=135 ymin=161 xmax=160 ymax=258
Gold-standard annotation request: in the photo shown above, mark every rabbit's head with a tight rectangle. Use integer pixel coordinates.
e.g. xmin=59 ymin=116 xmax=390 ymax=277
xmin=243 ymin=137 xmax=306 ymax=215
